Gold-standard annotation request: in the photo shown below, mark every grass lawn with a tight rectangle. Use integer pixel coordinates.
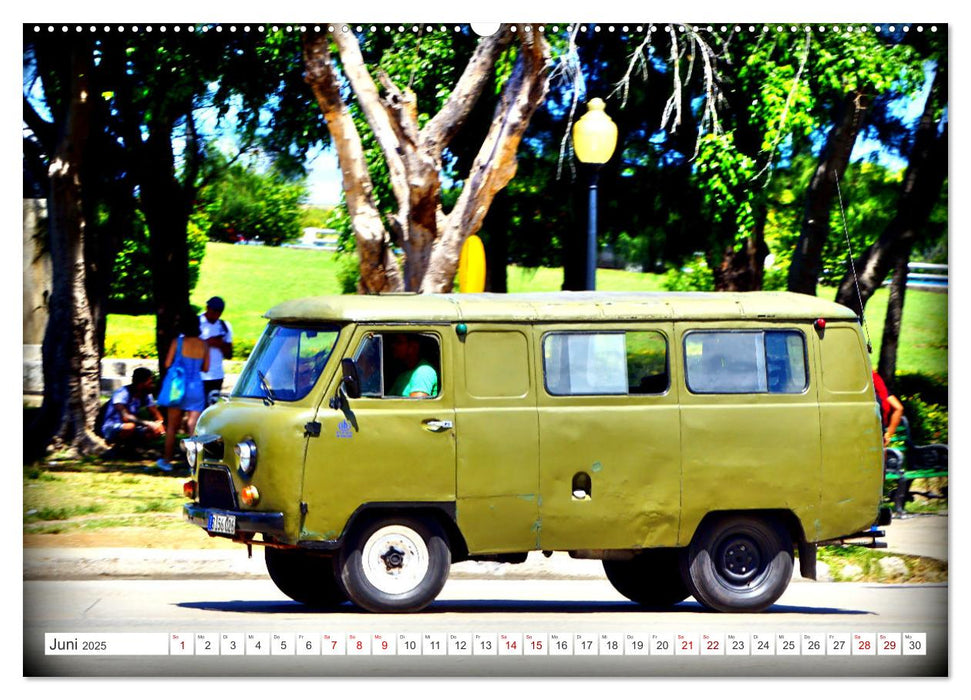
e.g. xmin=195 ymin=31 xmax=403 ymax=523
xmin=105 ymin=242 xmax=948 ymax=382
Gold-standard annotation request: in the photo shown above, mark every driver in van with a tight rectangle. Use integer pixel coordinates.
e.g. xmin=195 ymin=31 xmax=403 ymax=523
xmin=388 ymin=334 xmax=438 ymax=398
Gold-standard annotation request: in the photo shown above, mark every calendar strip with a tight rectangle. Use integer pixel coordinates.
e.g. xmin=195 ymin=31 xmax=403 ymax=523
xmin=44 ymin=632 xmax=927 ymax=656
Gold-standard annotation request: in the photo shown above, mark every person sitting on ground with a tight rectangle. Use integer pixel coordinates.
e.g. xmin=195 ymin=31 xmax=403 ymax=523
xmin=388 ymin=334 xmax=438 ymax=398
xmin=100 ymin=367 xmax=165 ymax=446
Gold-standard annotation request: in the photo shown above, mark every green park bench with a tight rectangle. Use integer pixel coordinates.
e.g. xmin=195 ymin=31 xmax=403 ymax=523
xmin=884 ymin=417 xmax=949 ymax=516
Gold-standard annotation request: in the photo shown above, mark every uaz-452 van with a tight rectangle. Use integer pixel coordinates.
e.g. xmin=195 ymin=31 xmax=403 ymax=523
xmin=183 ymin=292 xmax=885 ymax=613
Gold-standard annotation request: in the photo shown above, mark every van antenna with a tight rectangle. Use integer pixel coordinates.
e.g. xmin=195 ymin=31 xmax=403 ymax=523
xmin=835 ymin=172 xmax=873 ymax=354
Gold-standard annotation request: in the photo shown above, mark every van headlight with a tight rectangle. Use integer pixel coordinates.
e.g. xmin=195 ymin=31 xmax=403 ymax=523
xmin=235 ymin=440 xmax=258 ymax=475
xmin=182 ymin=439 xmax=201 ymax=468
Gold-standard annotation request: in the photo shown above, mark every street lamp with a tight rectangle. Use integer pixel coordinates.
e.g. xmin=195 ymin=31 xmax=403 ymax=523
xmin=572 ymin=98 xmax=617 ymax=291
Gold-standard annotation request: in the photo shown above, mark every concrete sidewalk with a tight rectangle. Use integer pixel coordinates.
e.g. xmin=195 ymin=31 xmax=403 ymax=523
xmin=22 ymin=513 xmax=947 ymax=582
xmin=878 ymin=512 xmax=948 ymax=561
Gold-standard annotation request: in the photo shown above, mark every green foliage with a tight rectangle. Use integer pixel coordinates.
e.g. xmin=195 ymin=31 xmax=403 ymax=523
xmin=693 ymin=133 xmax=758 ymax=245
xmin=318 ymin=200 xmax=362 ymax=294
xmin=895 ymin=372 xmax=948 ymax=407
xmin=108 ymin=212 xmax=207 ymax=313
xmin=197 ymin=162 xmax=307 ymax=246
xmin=761 ymin=265 xmax=789 ymax=291
xmin=612 ymin=233 xmax=652 ymax=271
xmin=336 ymin=254 xmax=362 ymax=295
xmin=300 ymin=206 xmax=336 ymax=229
xmin=371 ymin=30 xmax=465 ymax=120
xmin=761 ymin=157 xmax=931 ymax=286
xmin=900 ymin=394 xmax=948 ymax=445
xmin=662 ymin=256 xmax=715 ymax=292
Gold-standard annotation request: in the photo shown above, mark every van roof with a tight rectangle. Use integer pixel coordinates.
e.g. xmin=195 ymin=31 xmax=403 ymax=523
xmin=265 ymin=292 xmax=860 ymax=324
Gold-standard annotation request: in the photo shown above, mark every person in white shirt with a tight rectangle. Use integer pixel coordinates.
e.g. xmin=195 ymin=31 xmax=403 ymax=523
xmin=199 ymin=296 xmax=233 ymax=404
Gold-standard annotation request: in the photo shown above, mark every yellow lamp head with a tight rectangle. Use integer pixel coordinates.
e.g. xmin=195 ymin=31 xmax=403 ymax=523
xmin=572 ymin=98 xmax=618 ymax=165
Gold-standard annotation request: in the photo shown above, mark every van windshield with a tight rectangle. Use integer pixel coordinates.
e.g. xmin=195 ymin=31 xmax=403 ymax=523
xmin=233 ymin=324 xmax=340 ymax=402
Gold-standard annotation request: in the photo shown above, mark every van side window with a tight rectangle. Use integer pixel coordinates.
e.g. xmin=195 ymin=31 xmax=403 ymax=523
xmin=684 ymin=330 xmax=807 ymax=394
xmin=543 ymin=331 xmax=669 ymax=396
xmin=353 ymin=332 xmax=441 ymax=399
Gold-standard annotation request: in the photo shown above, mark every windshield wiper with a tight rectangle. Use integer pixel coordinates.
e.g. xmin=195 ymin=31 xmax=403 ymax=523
xmin=257 ymin=370 xmax=276 ymax=405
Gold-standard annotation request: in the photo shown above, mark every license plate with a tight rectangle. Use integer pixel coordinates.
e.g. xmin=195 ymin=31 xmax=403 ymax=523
xmin=208 ymin=513 xmax=236 ymax=535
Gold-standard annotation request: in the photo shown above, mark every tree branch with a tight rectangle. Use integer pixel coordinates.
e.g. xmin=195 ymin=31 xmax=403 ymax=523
xmin=301 ymin=31 xmax=403 ymax=293
xmin=419 ymin=26 xmax=515 ymax=157
xmin=331 ymin=28 xmax=411 ymax=220
xmin=422 ymin=31 xmax=550 ymax=292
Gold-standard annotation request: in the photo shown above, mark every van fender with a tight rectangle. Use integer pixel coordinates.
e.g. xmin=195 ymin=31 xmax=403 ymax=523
xmin=684 ymin=509 xmax=815 ymax=579
xmin=332 ymin=502 xmax=470 ymax=562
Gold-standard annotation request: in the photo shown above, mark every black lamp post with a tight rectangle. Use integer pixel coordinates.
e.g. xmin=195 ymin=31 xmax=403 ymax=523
xmin=572 ymin=98 xmax=617 ymax=291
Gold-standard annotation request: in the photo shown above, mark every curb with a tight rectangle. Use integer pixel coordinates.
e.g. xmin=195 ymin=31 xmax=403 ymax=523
xmin=22 ymin=548 xmax=609 ymax=582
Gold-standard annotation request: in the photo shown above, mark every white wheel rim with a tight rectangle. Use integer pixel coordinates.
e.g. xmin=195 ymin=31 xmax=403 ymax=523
xmin=361 ymin=525 xmax=430 ymax=595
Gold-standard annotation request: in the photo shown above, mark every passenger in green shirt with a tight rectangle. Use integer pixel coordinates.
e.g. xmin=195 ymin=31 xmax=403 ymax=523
xmin=388 ymin=334 xmax=438 ymax=398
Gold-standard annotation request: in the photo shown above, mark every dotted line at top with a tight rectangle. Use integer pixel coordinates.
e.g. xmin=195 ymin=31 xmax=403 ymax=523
xmin=29 ymin=24 xmax=941 ymax=35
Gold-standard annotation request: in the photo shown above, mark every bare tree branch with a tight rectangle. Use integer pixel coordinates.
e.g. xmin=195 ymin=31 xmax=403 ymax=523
xmin=610 ymin=25 xmax=655 ymax=109
xmin=552 ymin=24 xmax=583 ymax=180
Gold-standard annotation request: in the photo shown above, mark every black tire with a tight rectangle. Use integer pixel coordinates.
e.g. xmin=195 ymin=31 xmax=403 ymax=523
xmin=336 ymin=515 xmax=451 ymax=613
xmin=264 ymin=547 xmax=347 ymax=608
xmin=681 ymin=515 xmax=793 ymax=613
xmin=602 ymin=549 xmax=691 ymax=608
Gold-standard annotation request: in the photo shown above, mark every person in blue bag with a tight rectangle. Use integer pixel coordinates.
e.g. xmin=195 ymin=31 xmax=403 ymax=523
xmin=157 ymin=311 xmax=210 ymax=472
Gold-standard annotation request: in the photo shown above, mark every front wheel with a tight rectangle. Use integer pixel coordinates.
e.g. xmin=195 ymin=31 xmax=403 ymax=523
xmin=681 ymin=515 xmax=793 ymax=613
xmin=602 ymin=549 xmax=690 ymax=608
xmin=336 ymin=515 xmax=451 ymax=613
xmin=265 ymin=547 xmax=347 ymax=609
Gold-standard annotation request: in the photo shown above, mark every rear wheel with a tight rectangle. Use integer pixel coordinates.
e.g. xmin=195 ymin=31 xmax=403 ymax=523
xmin=602 ymin=549 xmax=690 ymax=608
xmin=681 ymin=515 xmax=793 ymax=612
xmin=337 ymin=515 xmax=451 ymax=613
xmin=264 ymin=547 xmax=347 ymax=608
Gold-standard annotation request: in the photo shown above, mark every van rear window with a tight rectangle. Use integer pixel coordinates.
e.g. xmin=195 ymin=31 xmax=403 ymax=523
xmin=684 ymin=330 xmax=807 ymax=394
xmin=543 ymin=331 xmax=669 ymax=396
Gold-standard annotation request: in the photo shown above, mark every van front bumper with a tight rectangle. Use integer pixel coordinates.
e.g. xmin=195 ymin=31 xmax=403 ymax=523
xmin=183 ymin=503 xmax=286 ymax=539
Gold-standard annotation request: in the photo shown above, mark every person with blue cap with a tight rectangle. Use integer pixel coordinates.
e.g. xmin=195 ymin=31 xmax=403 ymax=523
xmin=199 ymin=296 xmax=233 ymax=404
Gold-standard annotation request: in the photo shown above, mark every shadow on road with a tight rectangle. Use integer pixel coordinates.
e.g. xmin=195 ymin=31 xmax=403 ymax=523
xmin=177 ymin=599 xmax=872 ymax=616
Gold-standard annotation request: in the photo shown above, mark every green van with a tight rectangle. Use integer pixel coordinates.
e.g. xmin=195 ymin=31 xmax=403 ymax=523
xmin=182 ymin=292 xmax=885 ymax=613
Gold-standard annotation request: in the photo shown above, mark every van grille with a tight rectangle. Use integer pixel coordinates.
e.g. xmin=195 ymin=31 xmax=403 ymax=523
xmin=198 ymin=466 xmax=237 ymax=510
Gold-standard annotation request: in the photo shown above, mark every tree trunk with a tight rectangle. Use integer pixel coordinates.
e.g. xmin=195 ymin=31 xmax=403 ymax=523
xmin=27 ymin=46 xmax=105 ymax=461
xmin=788 ymin=91 xmax=871 ymax=296
xmin=482 ymin=190 xmax=509 ymax=293
xmin=712 ymin=209 xmax=769 ymax=292
xmin=877 ymin=249 xmax=911 ymax=391
xmin=139 ymin=121 xmax=193 ymax=364
xmin=302 ymin=26 xmax=548 ymax=294
xmin=301 ymin=32 xmax=404 ymax=294
xmin=834 ymin=69 xmax=947 ymax=316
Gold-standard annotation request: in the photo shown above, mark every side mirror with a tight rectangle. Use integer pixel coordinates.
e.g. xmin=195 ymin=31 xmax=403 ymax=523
xmin=340 ymin=358 xmax=361 ymax=399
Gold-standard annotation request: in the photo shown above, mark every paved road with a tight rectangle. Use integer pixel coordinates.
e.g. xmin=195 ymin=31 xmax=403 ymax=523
xmin=25 ymin=576 xmax=947 ymax=677
xmin=22 ymin=512 xmax=949 ymax=581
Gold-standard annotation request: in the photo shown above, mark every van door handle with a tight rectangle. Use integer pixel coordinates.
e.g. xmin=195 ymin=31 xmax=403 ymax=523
xmin=422 ymin=419 xmax=453 ymax=432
